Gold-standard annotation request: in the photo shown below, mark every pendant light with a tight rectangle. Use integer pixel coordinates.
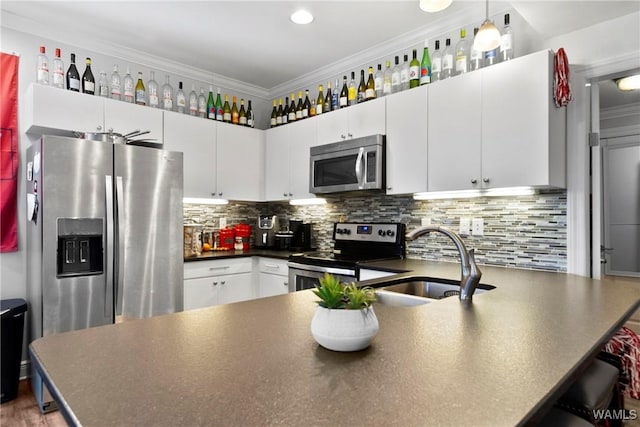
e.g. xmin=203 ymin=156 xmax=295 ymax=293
xmin=473 ymin=0 xmax=501 ymax=51
xmin=419 ymin=0 xmax=452 ymax=13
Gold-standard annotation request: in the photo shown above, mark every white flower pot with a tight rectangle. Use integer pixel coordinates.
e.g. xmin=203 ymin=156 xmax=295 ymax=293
xmin=310 ymin=306 xmax=379 ymax=352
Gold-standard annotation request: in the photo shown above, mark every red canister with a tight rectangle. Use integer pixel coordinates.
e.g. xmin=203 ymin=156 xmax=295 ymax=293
xmin=218 ymin=227 xmax=235 ymax=250
xmin=235 ymin=223 xmax=252 ymax=251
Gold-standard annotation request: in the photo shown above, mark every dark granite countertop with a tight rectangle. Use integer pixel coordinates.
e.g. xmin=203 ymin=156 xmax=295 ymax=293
xmin=30 ymin=260 xmax=640 ymax=426
xmin=184 ymin=248 xmax=295 ymax=262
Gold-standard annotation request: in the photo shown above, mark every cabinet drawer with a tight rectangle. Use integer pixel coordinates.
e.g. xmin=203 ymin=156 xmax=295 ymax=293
xmin=184 ymin=258 xmax=252 ymax=279
xmin=258 ymin=258 xmax=289 ymax=276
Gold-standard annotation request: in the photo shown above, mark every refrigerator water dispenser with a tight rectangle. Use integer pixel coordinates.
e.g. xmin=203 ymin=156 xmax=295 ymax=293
xmin=56 ymin=218 xmax=104 ymax=277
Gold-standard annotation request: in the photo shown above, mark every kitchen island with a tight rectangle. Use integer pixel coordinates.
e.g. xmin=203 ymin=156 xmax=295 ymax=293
xmin=30 ymin=260 xmax=640 ymax=426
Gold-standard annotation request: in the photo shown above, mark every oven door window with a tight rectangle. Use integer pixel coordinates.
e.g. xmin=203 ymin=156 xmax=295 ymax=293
xmin=291 ymin=268 xmax=356 ymax=292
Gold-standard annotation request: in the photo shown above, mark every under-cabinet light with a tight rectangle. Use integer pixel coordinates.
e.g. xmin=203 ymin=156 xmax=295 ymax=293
xmin=289 ymin=198 xmax=326 ymax=206
xmin=183 ymin=197 xmax=229 ymax=205
xmin=413 ymin=187 xmax=536 ymax=200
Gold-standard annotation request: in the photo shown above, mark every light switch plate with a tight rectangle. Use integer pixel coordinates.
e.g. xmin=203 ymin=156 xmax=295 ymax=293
xmin=472 ymin=218 xmax=484 ymax=236
xmin=459 ymin=218 xmax=471 ymax=235
xmin=219 ymin=217 xmax=227 ymax=229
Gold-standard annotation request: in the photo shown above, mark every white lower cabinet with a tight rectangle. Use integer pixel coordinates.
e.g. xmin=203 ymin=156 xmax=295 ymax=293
xmin=257 ymin=258 xmax=289 ymax=298
xmin=183 ymin=258 xmax=253 ymax=310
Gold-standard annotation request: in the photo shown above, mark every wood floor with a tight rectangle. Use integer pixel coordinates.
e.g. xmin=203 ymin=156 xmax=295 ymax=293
xmin=0 ymin=380 xmax=66 ymax=427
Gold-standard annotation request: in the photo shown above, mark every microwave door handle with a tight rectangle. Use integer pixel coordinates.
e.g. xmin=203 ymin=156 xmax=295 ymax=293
xmin=355 ymin=147 xmax=365 ymax=189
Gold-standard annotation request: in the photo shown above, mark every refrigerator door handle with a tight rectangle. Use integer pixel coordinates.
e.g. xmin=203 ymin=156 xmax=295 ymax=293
xmin=105 ymin=175 xmax=114 ymax=317
xmin=115 ymin=176 xmax=126 ymax=315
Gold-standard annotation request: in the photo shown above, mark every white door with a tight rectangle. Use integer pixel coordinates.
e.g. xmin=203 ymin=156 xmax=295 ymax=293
xmin=602 ymin=135 xmax=640 ymax=277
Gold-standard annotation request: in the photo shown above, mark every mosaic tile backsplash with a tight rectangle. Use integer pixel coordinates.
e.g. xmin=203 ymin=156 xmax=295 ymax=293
xmin=184 ymin=190 xmax=567 ymax=272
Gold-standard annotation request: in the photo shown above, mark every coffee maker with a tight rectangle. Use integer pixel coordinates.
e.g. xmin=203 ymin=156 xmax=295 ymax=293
xmin=256 ymin=215 xmax=280 ymax=248
xmin=290 ymin=220 xmax=314 ymax=251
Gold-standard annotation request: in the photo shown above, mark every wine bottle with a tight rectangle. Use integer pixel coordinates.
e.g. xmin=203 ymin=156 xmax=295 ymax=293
xmin=197 ymin=88 xmax=206 ymax=118
xmin=162 ymin=75 xmax=173 ymax=111
xmin=66 ymin=54 xmax=81 ymax=92
xmin=110 ymin=64 xmax=121 ymax=100
xmin=357 ymin=69 xmax=366 ymax=103
xmin=188 ymin=84 xmax=198 ymax=116
xmin=215 ymin=89 xmax=224 ymax=121
xmin=324 ymin=81 xmax=332 ymax=113
xmin=239 ymin=99 xmax=247 ymax=126
xmin=231 ymin=96 xmax=239 ymax=124
xmin=316 ymin=85 xmax=324 ymax=115
xmin=431 ymin=40 xmax=442 ymax=82
xmin=339 ymin=76 xmax=348 ymax=108
xmin=122 ymin=66 xmax=134 ymax=102
xmin=147 ymin=71 xmax=159 ymax=108
xmin=82 ymin=58 xmax=96 ymax=95
xmin=276 ymin=98 xmax=283 ymax=125
xmin=223 ymin=95 xmax=231 ymax=122
xmin=176 ymin=82 xmax=186 ymax=114
xmin=36 ymin=46 xmax=49 ymax=85
xmin=207 ymin=85 xmax=215 ymax=119
xmin=454 ymin=29 xmax=469 ymax=75
xmin=400 ymin=54 xmax=410 ymax=91
xmin=409 ymin=49 xmax=420 ymax=88
xmin=51 ymin=48 xmax=64 ymax=89
xmin=441 ymin=38 xmax=453 ymax=80
xmin=332 ymin=78 xmax=340 ymax=110
xmin=365 ymin=67 xmax=376 ymax=100
xmin=391 ymin=56 xmax=401 ymax=93
xmin=500 ymin=13 xmax=514 ymax=61
xmin=420 ymin=42 xmax=431 ymax=86
xmin=282 ymin=97 xmax=289 ymax=124
xmin=270 ymin=100 xmax=277 ymax=127
xmin=246 ymin=100 xmax=255 ymax=128
xmin=296 ymin=91 xmax=304 ymax=119
xmin=303 ymin=90 xmax=311 ymax=118
xmin=98 ymin=71 xmax=109 ymax=97
xmin=310 ymin=99 xmax=316 ymax=117
xmin=383 ymin=60 xmax=392 ymax=96
xmin=374 ymin=64 xmax=383 ymax=98
xmin=134 ymin=72 xmax=146 ymax=105
xmin=288 ymin=93 xmax=297 ymax=122
xmin=471 ymin=28 xmax=486 ymax=71
xmin=348 ymin=72 xmax=357 ymax=106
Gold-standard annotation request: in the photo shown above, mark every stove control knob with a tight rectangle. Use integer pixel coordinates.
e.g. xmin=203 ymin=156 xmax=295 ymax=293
xmin=378 ymin=230 xmax=385 ymax=236
xmin=386 ymin=230 xmax=395 ymax=237
xmin=344 ymin=228 xmax=351 ymax=235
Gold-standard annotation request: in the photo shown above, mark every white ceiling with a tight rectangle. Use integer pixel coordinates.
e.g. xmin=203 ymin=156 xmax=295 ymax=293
xmin=2 ymin=0 xmax=639 ymax=91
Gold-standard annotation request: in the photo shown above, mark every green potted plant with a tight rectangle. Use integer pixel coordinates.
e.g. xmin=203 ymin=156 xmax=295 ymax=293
xmin=310 ymin=273 xmax=379 ymax=352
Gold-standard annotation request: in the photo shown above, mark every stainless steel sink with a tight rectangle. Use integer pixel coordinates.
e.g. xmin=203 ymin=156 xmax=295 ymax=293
xmin=375 ymin=290 xmax=433 ymax=307
xmin=373 ymin=277 xmax=496 ymax=306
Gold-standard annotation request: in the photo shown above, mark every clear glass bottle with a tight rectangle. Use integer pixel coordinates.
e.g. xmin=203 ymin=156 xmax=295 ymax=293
xmin=383 ymin=60 xmax=392 ymax=96
xmin=147 ymin=71 xmax=160 ymax=108
xmin=471 ymin=28 xmax=485 ymax=71
xmin=455 ymin=29 xmax=469 ymax=75
xmin=374 ymin=64 xmax=383 ymax=98
xmin=176 ymin=81 xmax=186 ymax=114
xmin=400 ymin=54 xmax=410 ymax=91
xmin=483 ymin=25 xmax=499 ymax=67
xmin=123 ymin=66 xmax=134 ymax=103
xmin=197 ymin=87 xmax=206 ymax=118
xmin=110 ymin=64 xmax=122 ymax=100
xmin=98 ymin=71 xmax=109 ymax=97
xmin=332 ymin=79 xmax=340 ymax=110
xmin=431 ymin=40 xmax=442 ymax=82
xmin=500 ymin=13 xmax=514 ymax=61
xmin=419 ymin=42 xmax=431 ymax=86
xmin=36 ymin=45 xmax=49 ymax=85
xmin=441 ymin=38 xmax=454 ymax=80
xmin=134 ymin=72 xmax=146 ymax=105
xmin=188 ymin=84 xmax=198 ymax=116
xmin=51 ymin=48 xmax=64 ymax=89
xmin=162 ymin=75 xmax=174 ymax=111
xmin=391 ymin=56 xmax=401 ymax=93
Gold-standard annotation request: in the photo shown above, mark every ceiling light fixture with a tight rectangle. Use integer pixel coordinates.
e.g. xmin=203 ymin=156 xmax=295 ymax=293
xmin=616 ymin=74 xmax=640 ymax=91
xmin=419 ymin=0 xmax=452 ymax=13
xmin=290 ymin=10 xmax=313 ymax=25
xmin=473 ymin=0 xmax=501 ymax=52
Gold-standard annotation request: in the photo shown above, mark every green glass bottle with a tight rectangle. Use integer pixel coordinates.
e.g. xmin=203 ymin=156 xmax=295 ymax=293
xmin=207 ymin=85 xmax=215 ymax=120
xmin=409 ymin=49 xmax=420 ymax=88
xmin=215 ymin=89 xmax=223 ymax=121
xmin=420 ymin=41 xmax=432 ymax=85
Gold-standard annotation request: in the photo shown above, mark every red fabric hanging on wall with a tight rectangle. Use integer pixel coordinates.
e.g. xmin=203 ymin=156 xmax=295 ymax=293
xmin=0 ymin=53 xmax=19 ymax=252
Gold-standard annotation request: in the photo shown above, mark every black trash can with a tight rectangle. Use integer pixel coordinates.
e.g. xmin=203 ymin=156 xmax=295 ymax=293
xmin=1 ymin=298 xmax=27 ymax=403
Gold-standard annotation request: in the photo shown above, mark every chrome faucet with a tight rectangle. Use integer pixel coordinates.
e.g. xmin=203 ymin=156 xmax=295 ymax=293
xmin=405 ymin=226 xmax=482 ymax=301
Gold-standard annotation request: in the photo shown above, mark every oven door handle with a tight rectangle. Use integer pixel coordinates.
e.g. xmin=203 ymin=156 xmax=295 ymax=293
xmin=287 ymin=262 xmax=355 ymax=277
xmin=355 ymin=147 xmax=365 ymax=189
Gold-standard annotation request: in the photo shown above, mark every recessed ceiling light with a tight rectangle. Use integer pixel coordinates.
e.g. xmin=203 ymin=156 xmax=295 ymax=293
xmin=616 ymin=75 xmax=640 ymax=91
xmin=290 ymin=9 xmax=313 ymax=25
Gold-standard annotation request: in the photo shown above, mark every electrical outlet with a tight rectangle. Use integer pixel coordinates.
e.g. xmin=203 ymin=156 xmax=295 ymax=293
xmin=219 ymin=217 xmax=227 ymax=229
xmin=472 ymin=218 xmax=484 ymax=236
xmin=459 ymin=218 xmax=471 ymax=235
xmin=421 ymin=217 xmax=431 ymax=226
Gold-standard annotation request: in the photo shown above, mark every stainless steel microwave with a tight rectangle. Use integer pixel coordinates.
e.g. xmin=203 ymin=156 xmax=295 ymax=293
xmin=309 ymin=135 xmax=385 ymax=194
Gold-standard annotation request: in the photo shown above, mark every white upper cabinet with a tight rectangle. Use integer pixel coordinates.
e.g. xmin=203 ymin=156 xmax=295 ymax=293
xmin=25 ymin=84 xmax=104 ymax=135
xmin=316 ymin=97 xmax=386 ymax=145
xmin=216 ymin=122 xmax=264 ymax=201
xmin=287 ymin=119 xmax=317 ymax=199
xmin=103 ymin=98 xmax=164 ymax=143
xmin=163 ymin=112 xmax=217 ymax=198
xmin=385 ymin=85 xmax=428 ymax=195
xmin=264 ymin=126 xmax=290 ymax=201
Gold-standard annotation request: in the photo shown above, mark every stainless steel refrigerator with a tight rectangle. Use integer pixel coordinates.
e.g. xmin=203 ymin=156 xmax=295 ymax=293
xmin=26 ymin=135 xmax=183 ymax=412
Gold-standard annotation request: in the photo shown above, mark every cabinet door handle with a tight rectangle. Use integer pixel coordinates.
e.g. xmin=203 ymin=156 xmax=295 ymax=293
xmin=283 ymin=282 xmax=288 ymax=287
xmin=470 ymin=179 xmax=478 ymax=184
xmin=264 ymin=264 xmax=279 ymax=269
xmin=212 ymin=281 xmax=218 ymax=286
xmin=483 ymin=177 xmax=490 ymax=183
xmin=347 ymin=132 xmax=353 ymax=138
xmin=341 ymin=134 xmax=346 ymax=139
xmin=97 ymin=125 xmax=102 ymax=131
xmin=221 ymin=280 xmax=226 ymax=285
xmin=218 ymin=192 xmax=223 ymax=196
xmin=283 ymin=192 xmax=288 ymax=197
xmin=288 ymin=192 xmax=293 ymax=197
xmin=209 ymin=266 xmax=230 ymax=270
